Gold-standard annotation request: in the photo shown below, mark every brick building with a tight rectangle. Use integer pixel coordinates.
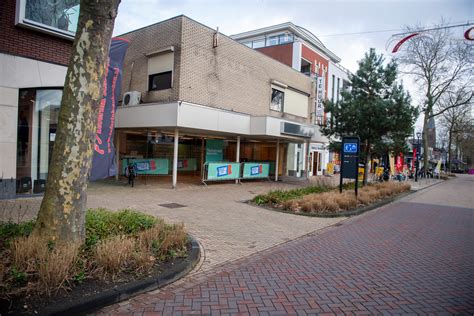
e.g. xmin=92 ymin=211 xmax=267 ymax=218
xmin=115 ymin=15 xmax=324 ymax=187
xmin=231 ymin=23 xmax=351 ymax=175
xmin=0 ymin=0 xmax=77 ymax=197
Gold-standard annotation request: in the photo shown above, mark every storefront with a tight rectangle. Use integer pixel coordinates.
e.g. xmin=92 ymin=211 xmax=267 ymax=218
xmin=15 ymin=88 xmax=63 ymax=194
xmin=115 ymin=101 xmax=315 ymax=187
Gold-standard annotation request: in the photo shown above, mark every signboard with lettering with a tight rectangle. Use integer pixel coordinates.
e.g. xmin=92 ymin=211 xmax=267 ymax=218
xmin=340 ymin=136 xmax=360 ymax=196
xmin=316 ymin=76 xmax=325 ymax=116
xmin=205 ymin=139 xmax=224 ymax=162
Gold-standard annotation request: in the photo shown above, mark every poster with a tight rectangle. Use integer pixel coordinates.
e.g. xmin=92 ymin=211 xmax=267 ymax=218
xmin=206 ymin=162 xmax=241 ymax=180
xmin=242 ymin=163 xmax=270 ymax=179
xmin=205 ymin=139 xmax=224 ymax=162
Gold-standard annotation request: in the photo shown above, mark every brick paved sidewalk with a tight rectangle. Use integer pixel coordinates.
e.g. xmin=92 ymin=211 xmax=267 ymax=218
xmin=97 ymin=181 xmax=474 ymax=314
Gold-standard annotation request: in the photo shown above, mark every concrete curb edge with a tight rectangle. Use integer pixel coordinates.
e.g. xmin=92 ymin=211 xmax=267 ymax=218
xmin=44 ymin=236 xmax=201 ymax=316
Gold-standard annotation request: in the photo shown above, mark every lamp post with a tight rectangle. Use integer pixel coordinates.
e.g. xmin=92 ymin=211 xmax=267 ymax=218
xmin=415 ymin=132 xmax=422 ymax=182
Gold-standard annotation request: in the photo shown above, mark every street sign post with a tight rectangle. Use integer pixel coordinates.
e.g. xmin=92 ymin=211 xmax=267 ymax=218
xmin=339 ymin=136 xmax=360 ymax=196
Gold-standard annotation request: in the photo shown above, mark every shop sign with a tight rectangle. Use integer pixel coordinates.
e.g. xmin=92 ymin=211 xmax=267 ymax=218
xmin=310 ymin=143 xmax=325 ymax=151
xmin=280 ymin=122 xmax=314 ymax=138
xmin=242 ymin=162 xmax=270 ymax=179
xmin=315 ymin=76 xmax=325 ymax=116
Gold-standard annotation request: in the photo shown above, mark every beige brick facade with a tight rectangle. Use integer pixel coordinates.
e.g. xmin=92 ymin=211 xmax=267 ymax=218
xmin=120 ymin=16 xmax=313 ymax=125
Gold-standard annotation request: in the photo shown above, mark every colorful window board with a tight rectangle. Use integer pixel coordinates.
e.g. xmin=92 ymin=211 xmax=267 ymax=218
xmin=206 ymin=162 xmax=241 ymax=180
xmin=122 ymin=158 xmax=169 ymax=175
xmin=242 ymin=162 xmax=270 ymax=179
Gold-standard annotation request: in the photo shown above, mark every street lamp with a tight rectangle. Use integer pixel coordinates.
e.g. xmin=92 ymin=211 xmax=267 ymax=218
xmin=415 ymin=132 xmax=422 ymax=182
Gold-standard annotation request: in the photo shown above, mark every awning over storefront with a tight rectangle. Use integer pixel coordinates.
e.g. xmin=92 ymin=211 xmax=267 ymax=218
xmin=115 ymin=101 xmax=325 ymax=143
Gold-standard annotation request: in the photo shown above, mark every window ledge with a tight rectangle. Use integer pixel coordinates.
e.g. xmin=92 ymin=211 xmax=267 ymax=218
xmin=146 ymin=46 xmax=174 ymax=57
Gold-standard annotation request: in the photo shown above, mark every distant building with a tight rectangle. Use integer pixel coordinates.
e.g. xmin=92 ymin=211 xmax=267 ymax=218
xmin=114 ymin=15 xmax=323 ymax=187
xmin=231 ymin=22 xmax=350 ymax=175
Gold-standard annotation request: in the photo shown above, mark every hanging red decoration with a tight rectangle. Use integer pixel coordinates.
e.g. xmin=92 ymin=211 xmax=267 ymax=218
xmin=392 ymin=33 xmax=419 ymax=53
xmin=464 ymin=27 xmax=474 ymax=41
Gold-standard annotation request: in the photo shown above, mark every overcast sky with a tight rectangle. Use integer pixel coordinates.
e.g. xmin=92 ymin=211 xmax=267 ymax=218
xmin=114 ymin=0 xmax=472 ymax=71
xmin=113 ymin=0 xmax=473 ymax=129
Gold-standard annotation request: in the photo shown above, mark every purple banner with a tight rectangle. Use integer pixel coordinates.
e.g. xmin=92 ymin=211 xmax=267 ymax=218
xmin=90 ymin=38 xmax=129 ymax=181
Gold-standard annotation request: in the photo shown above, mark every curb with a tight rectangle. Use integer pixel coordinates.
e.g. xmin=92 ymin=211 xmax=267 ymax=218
xmin=43 ymin=236 xmax=201 ymax=316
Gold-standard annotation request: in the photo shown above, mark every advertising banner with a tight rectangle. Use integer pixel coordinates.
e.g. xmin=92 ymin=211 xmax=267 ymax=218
xmin=90 ymin=38 xmax=129 ymax=180
xmin=205 ymin=140 xmax=224 ymax=162
xmin=396 ymin=153 xmax=404 ymax=173
xmin=326 ymin=162 xmax=334 ymax=175
xmin=358 ymin=167 xmax=365 ymax=181
xmin=122 ymin=158 xmax=168 ymax=175
xmin=389 ymin=154 xmax=395 ymax=176
xmin=206 ymin=162 xmax=240 ymax=181
xmin=242 ymin=163 xmax=270 ymax=179
xmin=176 ymin=158 xmax=197 ymax=171
xmin=412 ymin=148 xmax=417 ymax=172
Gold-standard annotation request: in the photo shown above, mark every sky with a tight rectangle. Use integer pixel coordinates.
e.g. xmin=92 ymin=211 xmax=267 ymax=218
xmin=113 ymin=0 xmax=473 ymax=129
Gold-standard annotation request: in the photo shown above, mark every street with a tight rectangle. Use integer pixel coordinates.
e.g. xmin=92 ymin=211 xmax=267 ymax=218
xmin=98 ymin=175 xmax=474 ymax=315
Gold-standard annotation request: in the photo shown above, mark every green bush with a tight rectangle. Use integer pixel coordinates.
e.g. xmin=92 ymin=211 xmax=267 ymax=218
xmin=0 ymin=220 xmax=35 ymax=245
xmin=1 ymin=209 xmax=159 ymax=249
xmin=85 ymin=208 xmax=157 ymax=248
xmin=253 ymin=185 xmax=331 ymax=206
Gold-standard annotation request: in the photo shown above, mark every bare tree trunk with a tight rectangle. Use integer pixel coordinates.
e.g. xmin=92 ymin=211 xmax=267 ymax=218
xmin=422 ymin=112 xmax=429 ymax=171
xmin=34 ymin=0 xmax=121 ymax=243
xmin=448 ymin=126 xmax=453 ymax=173
xmin=363 ymin=141 xmax=370 ymax=186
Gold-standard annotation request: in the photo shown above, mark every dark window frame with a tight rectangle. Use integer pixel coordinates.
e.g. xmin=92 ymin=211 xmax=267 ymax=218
xmin=270 ymin=88 xmax=285 ymax=112
xmin=148 ymin=71 xmax=173 ymax=91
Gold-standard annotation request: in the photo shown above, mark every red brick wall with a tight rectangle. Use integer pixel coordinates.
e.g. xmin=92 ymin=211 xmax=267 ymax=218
xmin=0 ymin=0 xmax=72 ymax=65
xmin=256 ymin=43 xmax=293 ymax=67
xmin=301 ymin=44 xmax=329 ymax=96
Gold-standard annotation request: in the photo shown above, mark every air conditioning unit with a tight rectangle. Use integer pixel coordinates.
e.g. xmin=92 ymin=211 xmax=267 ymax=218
xmin=122 ymin=91 xmax=141 ymax=106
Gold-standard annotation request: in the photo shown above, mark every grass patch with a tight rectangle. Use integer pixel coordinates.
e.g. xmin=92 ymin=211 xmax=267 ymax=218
xmin=253 ymin=181 xmax=411 ymax=215
xmin=283 ymin=182 xmax=411 ymax=215
xmin=253 ymin=182 xmax=354 ymax=206
xmin=0 ymin=208 xmax=188 ymax=300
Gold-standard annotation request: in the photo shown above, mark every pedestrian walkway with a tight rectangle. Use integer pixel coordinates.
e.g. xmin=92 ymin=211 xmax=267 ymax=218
xmin=97 ymin=174 xmax=474 ymax=315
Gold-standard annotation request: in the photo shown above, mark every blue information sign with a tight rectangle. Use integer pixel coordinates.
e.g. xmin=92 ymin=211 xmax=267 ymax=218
xmin=344 ymin=143 xmax=358 ymax=153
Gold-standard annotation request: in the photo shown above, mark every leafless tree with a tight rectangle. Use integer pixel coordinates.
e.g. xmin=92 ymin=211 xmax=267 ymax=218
xmin=439 ymin=98 xmax=472 ymax=172
xmin=396 ymin=23 xmax=473 ymax=169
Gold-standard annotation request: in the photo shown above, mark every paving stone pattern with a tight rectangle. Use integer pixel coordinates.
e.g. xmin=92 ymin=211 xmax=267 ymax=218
xmin=98 ymin=195 xmax=474 ymax=314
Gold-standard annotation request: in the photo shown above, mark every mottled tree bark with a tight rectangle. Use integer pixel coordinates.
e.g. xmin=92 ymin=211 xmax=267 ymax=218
xmin=34 ymin=0 xmax=121 ymax=243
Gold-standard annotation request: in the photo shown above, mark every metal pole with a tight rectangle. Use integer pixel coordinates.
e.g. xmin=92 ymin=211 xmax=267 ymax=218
xmin=201 ymin=138 xmax=205 ymax=180
xmin=415 ymin=136 xmax=419 ymax=182
xmin=235 ymin=136 xmax=240 ymax=184
xmin=172 ymin=128 xmax=179 ymax=189
xmin=339 ymin=146 xmax=344 ymax=193
xmin=275 ymin=139 xmax=280 ymax=182
xmin=115 ymin=130 xmax=120 ymax=181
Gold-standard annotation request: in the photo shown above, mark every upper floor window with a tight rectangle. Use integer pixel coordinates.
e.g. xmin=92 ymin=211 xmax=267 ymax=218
xmin=147 ymin=49 xmax=174 ymax=91
xmin=270 ymin=88 xmax=284 ymax=112
xmin=278 ymin=33 xmax=294 ymax=44
xmin=16 ymin=0 xmax=80 ymax=39
xmin=242 ymin=41 xmax=252 ymax=48
xmin=266 ymin=36 xmax=279 ymax=46
xmin=240 ymin=33 xmax=294 ymax=49
xmin=149 ymin=72 xmax=172 ymax=91
xmin=253 ymin=38 xmax=265 ymax=49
